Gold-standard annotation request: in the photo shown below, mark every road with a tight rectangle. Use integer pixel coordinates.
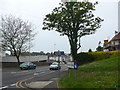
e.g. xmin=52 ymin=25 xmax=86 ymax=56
xmin=1 ymin=64 xmax=68 ymax=89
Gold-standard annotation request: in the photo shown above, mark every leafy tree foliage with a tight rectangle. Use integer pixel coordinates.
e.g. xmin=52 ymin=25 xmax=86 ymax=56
xmin=88 ymin=49 xmax=92 ymax=52
xmin=96 ymin=46 xmax=103 ymax=51
xmin=0 ymin=15 xmax=35 ymax=66
xmin=43 ymin=1 xmax=103 ymax=62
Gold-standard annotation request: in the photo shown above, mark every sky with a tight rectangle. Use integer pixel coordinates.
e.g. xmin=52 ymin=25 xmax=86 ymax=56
xmin=0 ymin=0 xmax=119 ymax=53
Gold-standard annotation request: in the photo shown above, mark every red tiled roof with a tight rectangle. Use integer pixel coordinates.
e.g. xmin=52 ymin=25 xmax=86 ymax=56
xmin=111 ymin=32 xmax=120 ymax=41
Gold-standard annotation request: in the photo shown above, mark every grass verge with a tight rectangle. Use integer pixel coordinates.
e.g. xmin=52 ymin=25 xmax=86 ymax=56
xmin=59 ymin=57 xmax=119 ymax=88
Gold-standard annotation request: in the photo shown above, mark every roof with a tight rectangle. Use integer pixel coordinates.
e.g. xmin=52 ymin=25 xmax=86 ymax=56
xmin=111 ymin=32 xmax=120 ymax=41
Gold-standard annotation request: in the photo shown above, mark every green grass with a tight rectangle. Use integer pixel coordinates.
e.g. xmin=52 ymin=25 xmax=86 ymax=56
xmin=59 ymin=57 xmax=119 ymax=88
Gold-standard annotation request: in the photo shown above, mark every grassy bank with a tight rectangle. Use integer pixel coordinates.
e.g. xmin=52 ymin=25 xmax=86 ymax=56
xmin=59 ymin=57 xmax=119 ymax=88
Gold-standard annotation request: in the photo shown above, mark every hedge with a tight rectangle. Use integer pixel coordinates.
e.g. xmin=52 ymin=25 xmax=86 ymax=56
xmin=88 ymin=51 xmax=120 ymax=61
xmin=77 ymin=52 xmax=94 ymax=65
xmin=77 ymin=51 xmax=120 ymax=65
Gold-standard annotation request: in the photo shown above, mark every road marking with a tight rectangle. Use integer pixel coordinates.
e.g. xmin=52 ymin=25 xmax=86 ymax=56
xmin=15 ymin=70 xmax=58 ymax=89
xmin=19 ymin=80 xmax=25 ymax=88
xmin=16 ymin=77 xmax=35 ymax=88
xmin=16 ymin=81 xmax=20 ymax=88
xmin=50 ymin=78 xmax=59 ymax=81
xmin=0 ymin=86 xmax=8 ymax=89
xmin=41 ymin=72 xmax=45 ymax=73
xmin=50 ymin=71 xmax=55 ymax=73
xmin=11 ymin=70 xmax=30 ymax=74
xmin=28 ymin=81 xmax=53 ymax=88
xmin=11 ymin=72 xmax=16 ymax=74
xmin=10 ymin=84 xmax=16 ymax=86
xmin=34 ymin=73 xmax=38 ymax=75
xmin=0 ymin=83 xmax=16 ymax=89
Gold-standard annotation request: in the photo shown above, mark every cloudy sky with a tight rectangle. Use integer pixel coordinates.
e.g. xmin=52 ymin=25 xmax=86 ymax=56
xmin=0 ymin=0 xmax=119 ymax=53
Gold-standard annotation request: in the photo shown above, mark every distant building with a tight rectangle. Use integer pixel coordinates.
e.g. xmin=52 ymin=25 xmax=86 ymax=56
xmin=103 ymin=32 xmax=120 ymax=51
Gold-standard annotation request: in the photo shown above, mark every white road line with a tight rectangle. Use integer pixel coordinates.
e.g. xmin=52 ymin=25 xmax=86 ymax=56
xmin=11 ymin=72 xmax=16 ymax=74
xmin=11 ymin=70 xmax=30 ymax=74
xmin=10 ymin=84 xmax=16 ymax=86
xmin=0 ymin=86 xmax=8 ymax=89
xmin=34 ymin=73 xmax=39 ymax=75
xmin=41 ymin=72 xmax=45 ymax=73
xmin=0 ymin=83 xmax=16 ymax=89
xmin=50 ymin=71 xmax=55 ymax=73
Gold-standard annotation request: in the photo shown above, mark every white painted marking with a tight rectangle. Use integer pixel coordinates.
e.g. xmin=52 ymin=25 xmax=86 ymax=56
xmin=50 ymin=78 xmax=59 ymax=80
xmin=34 ymin=73 xmax=39 ymax=75
xmin=11 ymin=70 xmax=29 ymax=74
xmin=11 ymin=72 xmax=16 ymax=74
xmin=50 ymin=71 xmax=55 ymax=73
xmin=28 ymin=81 xmax=53 ymax=88
xmin=10 ymin=84 xmax=16 ymax=86
xmin=0 ymin=86 xmax=8 ymax=89
xmin=41 ymin=72 xmax=45 ymax=73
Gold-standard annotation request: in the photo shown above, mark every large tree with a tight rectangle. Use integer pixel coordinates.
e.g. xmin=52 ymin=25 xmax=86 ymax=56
xmin=0 ymin=15 xmax=35 ymax=66
xmin=43 ymin=1 xmax=103 ymax=63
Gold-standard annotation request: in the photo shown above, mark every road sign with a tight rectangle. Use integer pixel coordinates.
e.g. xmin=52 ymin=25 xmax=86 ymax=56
xmin=74 ymin=62 xmax=78 ymax=69
xmin=54 ymin=51 xmax=64 ymax=56
xmin=60 ymin=51 xmax=64 ymax=55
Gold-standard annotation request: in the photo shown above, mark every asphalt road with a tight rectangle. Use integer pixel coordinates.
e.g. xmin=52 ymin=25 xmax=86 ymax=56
xmin=1 ymin=64 xmax=68 ymax=89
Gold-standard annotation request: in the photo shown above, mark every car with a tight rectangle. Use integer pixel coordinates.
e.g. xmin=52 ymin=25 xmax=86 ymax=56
xmin=20 ymin=62 xmax=36 ymax=70
xmin=49 ymin=62 xmax=61 ymax=70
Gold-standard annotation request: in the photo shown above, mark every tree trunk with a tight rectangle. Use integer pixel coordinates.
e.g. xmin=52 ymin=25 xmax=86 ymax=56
xmin=69 ymin=38 xmax=78 ymax=63
xmin=16 ymin=55 xmax=20 ymax=67
xmin=71 ymin=45 xmax=77 ymax=63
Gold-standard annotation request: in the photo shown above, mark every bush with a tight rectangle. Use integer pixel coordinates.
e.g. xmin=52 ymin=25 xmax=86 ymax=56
xmin=88 ymin=51 xmax=120 ymax=61
xmin=77 ymin=52 xmax=94 ymax=65
xmin=77 ymin=51 xmax=120 ymax=65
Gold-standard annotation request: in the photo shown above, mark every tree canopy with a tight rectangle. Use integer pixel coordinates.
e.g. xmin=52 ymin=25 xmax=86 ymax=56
xmin=0 ymin=15 xmax=35 ymax=65
xmin=43 ymin=1 xmax=103 ymax=62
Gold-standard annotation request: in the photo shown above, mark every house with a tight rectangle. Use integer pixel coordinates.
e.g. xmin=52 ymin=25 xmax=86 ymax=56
xmin=103 ymin=32 xmax=120 ymax=51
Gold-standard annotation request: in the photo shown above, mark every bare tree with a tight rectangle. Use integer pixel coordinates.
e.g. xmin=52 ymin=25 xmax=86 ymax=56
xmin=0 ymin=15 xmax=35 ymax=66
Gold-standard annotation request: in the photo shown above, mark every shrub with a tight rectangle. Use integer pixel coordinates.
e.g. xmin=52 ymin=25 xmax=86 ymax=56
xmin=77 ymin=51 xmax=120 ymax=65
xmin=77 ymin=52 xmax=94 ymax=65
xmin=88 ymin=51 xmax=120 ymax=61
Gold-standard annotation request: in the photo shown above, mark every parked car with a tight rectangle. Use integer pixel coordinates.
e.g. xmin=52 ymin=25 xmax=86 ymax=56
xmin=49 ymin=62 xmax=61 ymax=70
xmin=20 ymin=62 xmax=36 ymax=70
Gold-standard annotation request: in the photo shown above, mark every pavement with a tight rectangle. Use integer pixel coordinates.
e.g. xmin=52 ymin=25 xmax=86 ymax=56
xmin=27 ymin=81 xmax=53 ymax=88
xmin=26 ymin=71 xmax=66 ymax=89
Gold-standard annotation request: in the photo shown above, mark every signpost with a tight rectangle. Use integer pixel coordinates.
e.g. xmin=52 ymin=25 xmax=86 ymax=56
xmin=74 ymin=61 xmax=78 ymax=80
xmin=74 ymin=62 xmax=78 ymax=69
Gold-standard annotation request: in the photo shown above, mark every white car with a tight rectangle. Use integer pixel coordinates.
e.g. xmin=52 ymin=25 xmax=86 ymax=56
xmin=49 ymin=62 xmax=61 ymax=70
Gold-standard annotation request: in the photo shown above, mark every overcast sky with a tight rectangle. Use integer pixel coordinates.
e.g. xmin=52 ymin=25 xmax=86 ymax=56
xmin=0 ymin=0 xmax=119 ymax=53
